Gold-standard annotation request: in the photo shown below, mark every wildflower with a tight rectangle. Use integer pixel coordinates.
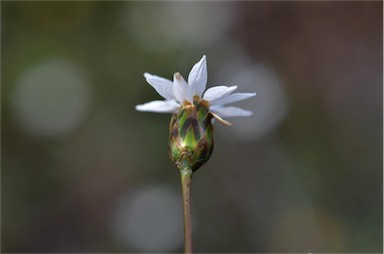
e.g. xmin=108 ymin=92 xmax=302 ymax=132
xmin=136 ymin=55 xmax=256 ymax=253
xmin=136 ymin=55 xmax=255 ymax=172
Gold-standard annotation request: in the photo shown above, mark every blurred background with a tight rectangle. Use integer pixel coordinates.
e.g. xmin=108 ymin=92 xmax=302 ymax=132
xmin=1 ymin=1 xmax=382 ymax=253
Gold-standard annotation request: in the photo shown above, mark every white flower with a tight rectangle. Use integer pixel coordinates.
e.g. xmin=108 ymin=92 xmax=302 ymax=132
xmin=135 ymin=55 xmax=256 ymax=125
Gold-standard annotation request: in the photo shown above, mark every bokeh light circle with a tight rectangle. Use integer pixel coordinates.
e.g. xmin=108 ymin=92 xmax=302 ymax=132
xmin=218 ymin=63 xmax=288 ymax=141
xmin=125 ymin=2 xmax=236 ymax=52
xmin=111 ymin=185 xmax=183 ymax=252
xmin=11 ymin=58 xmax=91 ymax=137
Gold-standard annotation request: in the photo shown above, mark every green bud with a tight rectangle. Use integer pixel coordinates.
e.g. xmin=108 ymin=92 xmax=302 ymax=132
xmin=169 ymin=98 xmax=214 ymax=172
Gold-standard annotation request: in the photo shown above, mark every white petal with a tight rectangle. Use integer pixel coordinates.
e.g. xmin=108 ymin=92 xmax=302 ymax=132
xmin=173 ymin=72 xmax=193 ymax=104
xmin=211 ymin=92 xmax=256 ymax=106
xmin=188 ymin=55 xmax=207 ymax=97
xmin=211 ymin=106 xmax=253 ymax=118
xmin=144 ymin=72 xmax=174 ymax=100
xmin=203 ymin=85 xmax=238 ymax=102
xmin=135 ymin=100 xmax=180 ymax=113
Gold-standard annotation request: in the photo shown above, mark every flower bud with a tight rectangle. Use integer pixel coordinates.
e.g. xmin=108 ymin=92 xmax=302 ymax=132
xmin=169 ymin=99 xmax=214 ymax=172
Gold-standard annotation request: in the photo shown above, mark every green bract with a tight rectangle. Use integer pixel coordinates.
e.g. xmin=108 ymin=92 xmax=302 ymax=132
xmin=169 ymin=99 xmax=213 ymax=172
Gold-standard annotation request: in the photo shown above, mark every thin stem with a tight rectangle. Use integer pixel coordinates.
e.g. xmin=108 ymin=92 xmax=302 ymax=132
xmin=180 ymin=168 xmax=193 ymax=254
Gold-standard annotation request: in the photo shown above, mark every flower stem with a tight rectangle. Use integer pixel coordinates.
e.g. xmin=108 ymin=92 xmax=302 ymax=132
xmin=180 ymin=167 xmax=193 ymax=254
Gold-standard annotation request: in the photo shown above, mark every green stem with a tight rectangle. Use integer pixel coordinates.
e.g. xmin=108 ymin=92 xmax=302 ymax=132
xmin=180 ymin=168 xmax=193 ymax=254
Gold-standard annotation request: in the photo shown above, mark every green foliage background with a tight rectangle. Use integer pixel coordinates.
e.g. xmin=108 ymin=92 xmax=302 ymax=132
xmin=2 ymin=1 xmax=382 ymax=253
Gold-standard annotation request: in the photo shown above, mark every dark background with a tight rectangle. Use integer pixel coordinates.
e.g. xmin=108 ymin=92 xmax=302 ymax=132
xmin=2 ymin=1 xmax=383 ymax=253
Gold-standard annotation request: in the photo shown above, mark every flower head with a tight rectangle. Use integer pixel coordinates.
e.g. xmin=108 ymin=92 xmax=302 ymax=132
xmin=136 ymin=55 xmax=256 ymax=172
xmin=135 ymin=55 xmax=256 ymax=124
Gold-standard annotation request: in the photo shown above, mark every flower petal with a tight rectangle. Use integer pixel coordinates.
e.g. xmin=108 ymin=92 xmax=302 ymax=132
xmin=203 ymin=85 xmax=238 ymax=103
xmin=188 ymin=55 xmax=207 ymax=97
xmin=173 ymin=72 xmax=193 ymax=104
xmin=144 ymin=72 xmax=174 ymax=100
xmin=210 ymin=112 xmax=232 ymax=126
xmin=211 ymin=92 xmax=256 ymax=106
xmin=135 ymin=100 xmax=180 ymax=113
xmin=211 ymin=106 xmax=253 ymax=118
